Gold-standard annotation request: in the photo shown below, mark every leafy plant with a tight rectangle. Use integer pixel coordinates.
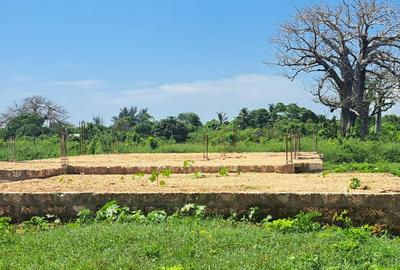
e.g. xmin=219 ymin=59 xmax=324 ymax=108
xmin=22 ymin=216 xmax=50 ymax=231
xmin=132 ymin=172 xmax=145 ymax=180
xmin=95 ymin=200 xmax=130 ymax=223
xmin=180 ymin=203 xmax=206 ymax=218
xmin=349 ymin=177 xmax=361 ymax=189
xmin=183 ymin=160 xmax=195 ymax=168
xmin=332 ymin=210 xmax=353 ymax=228
xmin=264 ymin=211 xmax=321 ymax=233
xmin=247 ymin=207 xmax=260 ymax=222
xmin=218 ymin=166 xmax=229 ymax=177
xmin=192 ymin=171 xmax=205 ymax=179
xmin=147 ymin=210 xmax=167 ymax=223
xmin=149 ymin=170 xmax=160 ymax=186
xmin=160 ymin=169 xmax=172 ymax=178
xmin=76 ymin=209 xmax=95 ymax=224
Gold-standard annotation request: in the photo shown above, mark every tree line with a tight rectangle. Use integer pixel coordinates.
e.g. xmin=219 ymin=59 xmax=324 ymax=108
xmin=1 ymin=96 xmax=400 ymax=147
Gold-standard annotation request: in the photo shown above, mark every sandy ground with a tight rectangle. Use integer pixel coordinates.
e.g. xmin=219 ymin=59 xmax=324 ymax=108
xmin=0 ymin=152 xmax=321 ymax=170
xmin=0 ymin=173 xmax=398 ymax=193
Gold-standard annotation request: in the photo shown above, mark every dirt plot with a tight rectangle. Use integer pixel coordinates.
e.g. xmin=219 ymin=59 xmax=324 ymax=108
xmin=0 ymin=173 xmax=398 ymax=193
xmin=0 ymin=152 xmax=321 ymax=170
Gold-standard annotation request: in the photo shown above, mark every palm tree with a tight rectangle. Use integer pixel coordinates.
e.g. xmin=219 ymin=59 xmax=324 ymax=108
xmin=217 ymin=112 xmax=228 ymax=126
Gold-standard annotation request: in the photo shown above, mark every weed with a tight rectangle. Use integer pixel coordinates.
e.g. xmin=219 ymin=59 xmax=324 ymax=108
xmin=183 ymin=160 xmax=195 ymax=168
xmin=332 ymin=210 xmax=353 ymax=228
xmin=192 ymin=171 xmax=205 ymax=179
xmin=160 ymin=169 xmax=172 ymax=178
xmin=349 ymin=177 xmax=361 ymax=189
xmin=76 ymin=209 xmax=95 ymax=224
xmin=218 ymin=166 xmax=229 ymax=177
xmin=132 ymin=172 xmax=145 ymax=180
xmin=147 ymin=210 xmax=167 ymax=223
xmin=149 ymin=170 xmax=160 ymax=186
xmin=247 ymin=207 xmax=260 ymax=222
xmin=95 ymin=200 xmax=130 ymax=223
xmin=180 ymin=204 xmax=206 ymax=218
xmin=22 ymin=216 xmax=50 ymax=231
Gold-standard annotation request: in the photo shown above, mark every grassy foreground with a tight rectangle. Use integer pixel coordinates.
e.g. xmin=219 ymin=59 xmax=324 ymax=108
xmin=1 ymin=201 xmax=400 ymax=269
xmin=1 ymin=219 xmax=400 ymax=270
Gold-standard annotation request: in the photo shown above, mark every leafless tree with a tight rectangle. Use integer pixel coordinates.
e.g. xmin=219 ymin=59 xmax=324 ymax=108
xmin=0 ymin=96 xmax=69 ymax=127
xmin=367 ymin=71 xmax=400 ymax=133
xmin=271 ymin=0 xmax=400 ymax=137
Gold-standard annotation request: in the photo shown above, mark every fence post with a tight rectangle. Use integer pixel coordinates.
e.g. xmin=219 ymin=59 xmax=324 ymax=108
xmin=285 ymin=134 xmax=288 ymax=165
xmin=289 ymin=133 xmax=293 ymax=164
xmin=203 ymin=134 xmax=209 ymax=160
xmin=60 ymin=130 xmax=69 ymax=168
xmin=79 ymin=121 xmax=86 ymax=155
xmin=8 ymin=137 xmax=16 ymax=162
xmin=313 ymin=126 xmax=318 ymax=153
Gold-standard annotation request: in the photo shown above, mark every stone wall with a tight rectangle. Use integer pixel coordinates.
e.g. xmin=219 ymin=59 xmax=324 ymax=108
xmin=0 ymin=162 xmax=322 ymax=182
xmin=1 ymin=192 xmax=399 ymax=231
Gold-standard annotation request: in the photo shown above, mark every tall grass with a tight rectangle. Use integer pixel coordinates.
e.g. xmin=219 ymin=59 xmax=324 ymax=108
xmin=2 ymin=136 xmax=400 ymax=167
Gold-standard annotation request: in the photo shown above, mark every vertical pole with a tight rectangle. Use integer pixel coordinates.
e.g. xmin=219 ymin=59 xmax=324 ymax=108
xmin=292 ymin=133 xmax=297 ymax=159
xmin=285 ymin=134 xmax=288 ymax=165
xmin=289 ymin=134 xmax=293 ymax=164
xmin=79 ymin=121 xmax=86 ymax=155
xmin=9 ymin=137 xmax=16 ymax=162
xmin=60 ymin=130 xmax=69 ymax=168
xmin=313 ymin=127 xmax=316 ymax=152
xmin=205 ymin=134 xmax=209 ymax=160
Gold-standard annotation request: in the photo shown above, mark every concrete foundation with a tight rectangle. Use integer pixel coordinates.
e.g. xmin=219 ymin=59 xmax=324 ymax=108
xmin=0 ymin=162 xmax=322 ymax=182
xmin=0 ymin=192 xmax=399 ymax=231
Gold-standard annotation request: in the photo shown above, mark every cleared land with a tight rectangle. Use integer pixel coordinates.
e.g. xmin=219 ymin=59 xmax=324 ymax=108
xmin=0 ymin=172 xmax=398 ymax=193
xmin=0 ymin=152 xmax=321 ymax=170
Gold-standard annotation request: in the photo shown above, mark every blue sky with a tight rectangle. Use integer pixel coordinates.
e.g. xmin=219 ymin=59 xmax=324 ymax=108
xmin=0 ymin=0 xmax=350 ymax=124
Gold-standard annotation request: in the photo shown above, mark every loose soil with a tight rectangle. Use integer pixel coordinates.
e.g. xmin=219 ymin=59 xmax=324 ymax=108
xmin=0 ymin=152 xmax=321 ymax=170
xmin=0 ymin=173 xmax=398 ymax=193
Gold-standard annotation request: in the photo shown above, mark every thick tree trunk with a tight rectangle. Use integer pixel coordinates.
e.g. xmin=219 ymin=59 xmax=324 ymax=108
xmin=340 ymin=108 xmax=357 ymax=136
xmin=360 ymin=114 xmax=370 ymax=138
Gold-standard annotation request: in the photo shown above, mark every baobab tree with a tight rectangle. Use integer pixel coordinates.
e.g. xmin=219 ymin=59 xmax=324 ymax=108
xmin=271 ymin=0 xmax=400 ymax=137
xmin=0 ymin=96 xmax=68 ymax=127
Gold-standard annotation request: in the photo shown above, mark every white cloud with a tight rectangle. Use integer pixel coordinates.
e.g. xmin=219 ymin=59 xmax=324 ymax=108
xmin=158 ymin=74 xmax=280 ymax=94
xmin=45 ymin=80 xmax=104 ymax=89
xmin=93 ymin=73 xmax=328 ymax=122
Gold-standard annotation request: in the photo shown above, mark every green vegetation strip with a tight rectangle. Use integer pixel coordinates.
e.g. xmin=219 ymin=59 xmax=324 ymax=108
xmin=1 ymin=201 xmax=400 ymax=269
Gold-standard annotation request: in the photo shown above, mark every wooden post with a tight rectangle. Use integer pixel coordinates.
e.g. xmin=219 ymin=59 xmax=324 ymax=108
xmin=79 ymin=121 xmax=86 ymax=155
xmin=60 ymin=130 xmax=69 ymax=168
xmin=289 ymin=134 xmax=293 ymax=164
xmin=203 ymin=134 xmax=209 ymax=160
xmin=292 ymin=133 xmax=297 ymax=159
xmin=285 ymin=134 xmax=288 ymax=165
xmin=297 ymin=133 xmax=301 ymax=156
xmin=9 ymin=137 xmax=16 ymax=162
xmin=313 ymin=126 xmax=319 ymax=153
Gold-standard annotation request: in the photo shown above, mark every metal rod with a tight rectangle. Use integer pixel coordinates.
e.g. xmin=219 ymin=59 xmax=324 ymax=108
xmin=285 ymin=134 xmax=288 ymax=165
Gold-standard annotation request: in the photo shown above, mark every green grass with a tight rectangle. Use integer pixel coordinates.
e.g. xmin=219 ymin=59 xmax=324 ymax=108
xmin=1 ymin=218 xmax=400 ymax=269
xmin=325 ymin=162 xmax=400 ymax=177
